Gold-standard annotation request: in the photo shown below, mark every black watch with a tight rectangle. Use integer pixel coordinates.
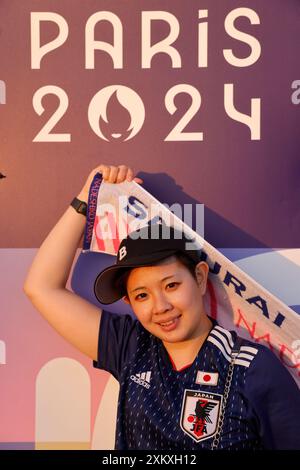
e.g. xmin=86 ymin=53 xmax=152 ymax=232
xmin=70 ymin=197 xmax=88 ymax=216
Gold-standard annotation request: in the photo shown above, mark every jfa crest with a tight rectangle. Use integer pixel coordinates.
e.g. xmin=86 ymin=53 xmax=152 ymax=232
xmin=180 ymin=390 xmax=223 ymax=442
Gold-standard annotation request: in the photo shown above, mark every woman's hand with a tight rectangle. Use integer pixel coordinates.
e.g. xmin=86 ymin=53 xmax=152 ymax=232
xmin=77 ymin=164 xmax=143 ymax=203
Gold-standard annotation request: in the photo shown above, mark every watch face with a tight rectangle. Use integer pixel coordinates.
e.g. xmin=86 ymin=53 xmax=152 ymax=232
xmin=78 ymin=202 xmax=86 ymax=214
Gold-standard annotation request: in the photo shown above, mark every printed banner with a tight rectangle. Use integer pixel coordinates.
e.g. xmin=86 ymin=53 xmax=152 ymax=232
xmin=83 ymin=174 xmax=300 ymax=387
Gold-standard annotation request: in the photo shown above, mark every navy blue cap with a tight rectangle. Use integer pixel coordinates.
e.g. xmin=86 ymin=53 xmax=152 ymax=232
xmin=94 ymin=223 xmax=201 ymax=304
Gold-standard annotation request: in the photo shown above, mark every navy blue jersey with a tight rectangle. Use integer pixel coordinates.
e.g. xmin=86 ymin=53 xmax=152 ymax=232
xmin=93 ymin=311 xmax=300 ymax=450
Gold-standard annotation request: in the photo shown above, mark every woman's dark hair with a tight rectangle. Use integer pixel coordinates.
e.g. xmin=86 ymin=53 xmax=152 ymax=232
xmin=116 ymin=251 xmax=198 ymax=298
xmin=174 ymin=251 xmax=198 ymax=280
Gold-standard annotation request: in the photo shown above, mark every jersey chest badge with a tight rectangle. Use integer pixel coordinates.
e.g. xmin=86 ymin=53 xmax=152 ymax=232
xmin=180 ymin=389 xmax=223 ymax=442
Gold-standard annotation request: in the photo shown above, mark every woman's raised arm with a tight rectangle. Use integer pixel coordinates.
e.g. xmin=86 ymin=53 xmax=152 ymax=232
xmin=23 ymin=164 xmax=142 ymax=361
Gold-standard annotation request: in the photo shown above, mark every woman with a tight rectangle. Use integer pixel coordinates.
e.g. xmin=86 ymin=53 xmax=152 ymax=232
xmin=24 ymin=164 xmax=300 ymax=450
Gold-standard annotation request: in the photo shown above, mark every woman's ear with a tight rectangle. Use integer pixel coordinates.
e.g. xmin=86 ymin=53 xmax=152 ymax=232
xmin=195 ymin=261 xmax=209 ymax=295
xmin=122 ymin=295 xmax=131 ymax=305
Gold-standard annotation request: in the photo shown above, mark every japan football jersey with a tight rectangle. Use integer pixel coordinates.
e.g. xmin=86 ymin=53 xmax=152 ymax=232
xmin=93 ymin=311 xmax=300 ymax=450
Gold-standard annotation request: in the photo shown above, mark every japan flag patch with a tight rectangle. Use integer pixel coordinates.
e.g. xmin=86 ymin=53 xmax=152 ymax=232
xmin=196 ymin=371 xmax=219 ymax=386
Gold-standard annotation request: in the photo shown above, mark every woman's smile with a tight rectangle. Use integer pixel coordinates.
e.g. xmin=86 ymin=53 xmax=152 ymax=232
xmin=156 ymin=314 xmax=182 ymax=331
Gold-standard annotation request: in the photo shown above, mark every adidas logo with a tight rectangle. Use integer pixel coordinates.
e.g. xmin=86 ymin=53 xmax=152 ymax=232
xmin=130 ymin=371 xmax=152 ymax=389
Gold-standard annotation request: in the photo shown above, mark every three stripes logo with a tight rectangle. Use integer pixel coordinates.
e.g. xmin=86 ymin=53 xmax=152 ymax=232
xmin=207 ymin=325 xmax=258 ymax=368
xmin=130 ymin=371 xmax=152 ymax=389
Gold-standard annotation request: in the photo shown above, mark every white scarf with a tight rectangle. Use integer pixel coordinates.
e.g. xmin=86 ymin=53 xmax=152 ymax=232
xmin=83 ymin=174 xmax=300 ymax=387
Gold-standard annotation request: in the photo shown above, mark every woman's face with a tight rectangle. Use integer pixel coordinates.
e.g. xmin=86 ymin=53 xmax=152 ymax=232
xmin=124 ymin=256 xmax=209 ymax=344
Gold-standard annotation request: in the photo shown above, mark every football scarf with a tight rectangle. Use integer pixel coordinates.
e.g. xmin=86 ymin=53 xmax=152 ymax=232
xmin=83 ymin=173 xmax=300 ymax=387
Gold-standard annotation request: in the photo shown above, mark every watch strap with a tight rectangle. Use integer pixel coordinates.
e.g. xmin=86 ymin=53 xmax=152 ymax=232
xmin=70 ymin=197 xmax=88 ymax=216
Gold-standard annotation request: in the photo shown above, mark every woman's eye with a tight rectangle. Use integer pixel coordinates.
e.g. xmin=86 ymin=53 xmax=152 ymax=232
xmin=135 ymin=292 xmax=147 ymax=301
xmin=166 ymin=282 xmax=179 ymax=289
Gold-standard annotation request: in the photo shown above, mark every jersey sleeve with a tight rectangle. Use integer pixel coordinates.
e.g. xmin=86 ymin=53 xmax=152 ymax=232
xmin=93 ymin=310 xmax=138 ymax=381
xmin=244 ymin=345 xmax=300 ymax=449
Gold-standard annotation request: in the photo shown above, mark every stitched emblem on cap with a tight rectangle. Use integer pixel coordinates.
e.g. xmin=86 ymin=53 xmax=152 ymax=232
xmin=119 ymin=246 xmax=127 ymax=261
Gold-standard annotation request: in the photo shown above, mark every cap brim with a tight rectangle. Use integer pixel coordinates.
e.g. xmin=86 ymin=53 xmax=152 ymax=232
xmin=94 ymin=249 xmax=180 ymax=305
